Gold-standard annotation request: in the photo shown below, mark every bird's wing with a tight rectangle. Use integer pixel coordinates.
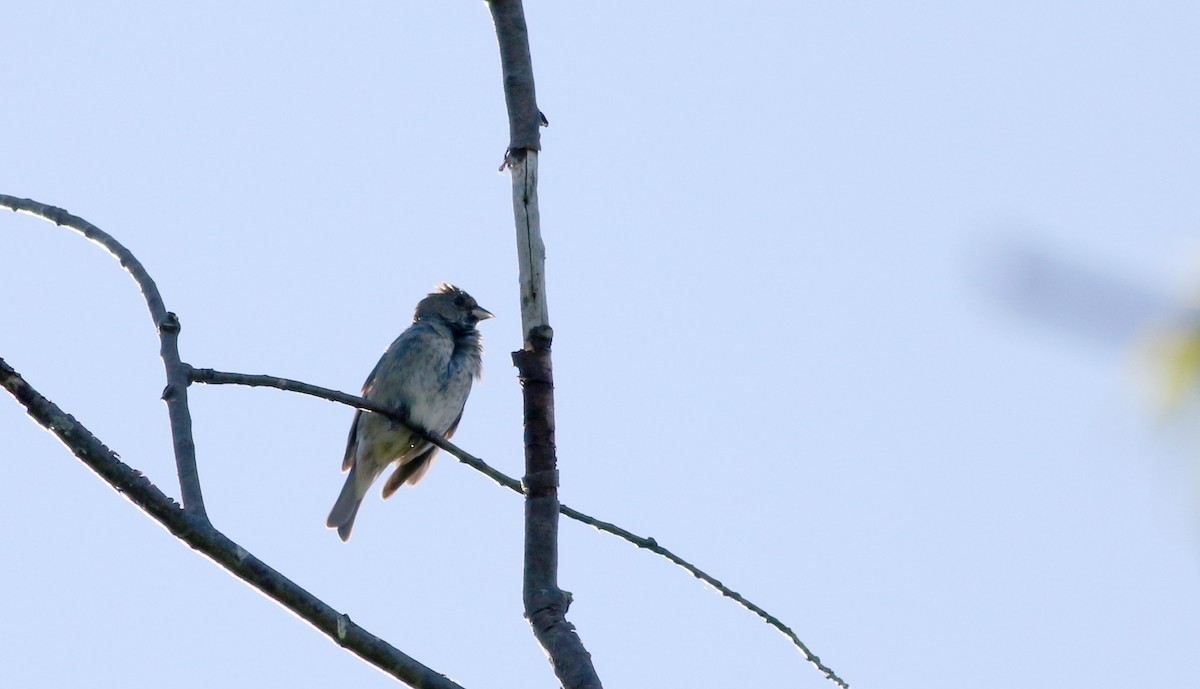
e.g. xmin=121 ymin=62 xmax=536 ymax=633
xmin=341 ymin=354 xmax=386 ymax=472
xmin=341 ymin=410 xmax=362 ymax=471
xmin=342 ymin=341 xmax=400 ymax=472
xmin=378 ymin=408 xmax=464 ymax=498
xmin=360 ymin=349 xmax=388 ymax=397
xmin=381 ymin=444 xmax=437 ymax=497
xmin=442 ymin=408 xmax=463 ymax=441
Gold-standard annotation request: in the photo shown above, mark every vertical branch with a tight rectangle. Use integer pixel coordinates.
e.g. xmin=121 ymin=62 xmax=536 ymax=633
xmin=157 ymin=312 xmax=206 ymax=520
xmin=512 ymin=154 xmax=550 ymax=338
xmin=514 ymin=333 xmax=600 ymax=689
xmin=487 ymin=2 xmax=602 ymax=688
xmin=0 ymin=195 xmax=208 ymax=520
xmin=488 ymin=0 xmax=541 ymax=154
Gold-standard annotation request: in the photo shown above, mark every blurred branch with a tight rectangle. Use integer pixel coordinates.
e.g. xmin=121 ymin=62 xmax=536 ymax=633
xmin=189 ymin=367 xmax=850 ymax=687
xmin=979 ymin=238 xmax=1200 ymax=412
xmin=979 ymin=240 xmax=1174 ymax=347
xmin=0 ymin=357 xmax=465 ymax=689
xmin=0 ymin=194 xmax=207 ymax=518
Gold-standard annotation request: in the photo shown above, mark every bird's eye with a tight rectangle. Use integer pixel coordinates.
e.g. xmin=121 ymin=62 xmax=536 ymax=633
xmin=453 ymin=295 xmax=466 ymax=307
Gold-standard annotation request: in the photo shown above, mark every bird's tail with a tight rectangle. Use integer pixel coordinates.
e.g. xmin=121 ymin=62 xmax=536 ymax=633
xmin=326 ymin=465 xmax=366 ymax=542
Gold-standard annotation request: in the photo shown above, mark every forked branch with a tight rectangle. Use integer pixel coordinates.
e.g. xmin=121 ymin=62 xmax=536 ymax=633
xmin=0 ymin=194 xmax=206 ymax=518
xmin=0 ymin=357 xmax=465 ymax=689
xmin=4 ymin=178 xmax=849 ymax=688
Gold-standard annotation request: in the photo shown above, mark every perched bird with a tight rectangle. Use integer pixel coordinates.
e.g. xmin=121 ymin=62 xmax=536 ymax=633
xmin=326 ymin=284 xmax=492 ymax=541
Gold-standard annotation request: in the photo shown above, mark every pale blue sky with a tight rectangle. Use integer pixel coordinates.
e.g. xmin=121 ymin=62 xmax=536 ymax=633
xmin=3 ymin=2 xmax=1200 ymax=688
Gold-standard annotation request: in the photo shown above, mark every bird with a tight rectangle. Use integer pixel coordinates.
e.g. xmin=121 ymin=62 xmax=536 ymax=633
xmin=326 ymin=284 xmax=492 ymax=541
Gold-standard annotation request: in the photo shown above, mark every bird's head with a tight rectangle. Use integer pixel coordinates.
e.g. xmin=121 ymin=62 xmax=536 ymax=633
xmin=414 ymin=284 xmax=493 ymax=331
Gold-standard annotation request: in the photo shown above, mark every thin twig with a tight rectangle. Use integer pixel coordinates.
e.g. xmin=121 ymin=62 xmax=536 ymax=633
xmin=187 ymin=367 xmax=522 ymax=492
xmin=0 ymin=357 xmax=465 ymax=689
xmin=0 ymin=194 xmax=207 ymax=519
xmin=558 ymin=508 xmax=849 ymax=689
xmin=3 ymin=195 xmax=848 ymax=687
xmin=188 ymin=367 xmax=850 ymax=688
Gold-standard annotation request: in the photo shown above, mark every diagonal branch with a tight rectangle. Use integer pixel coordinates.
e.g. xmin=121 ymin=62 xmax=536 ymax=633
xmin=187 ymin=367 xmax=850 ymax=688
xmin=0 ymin=194 xmax=206 ymax=519
xmin=3 ymin=195 xmax=849 ymax=686
xmin=559 ymin=509 xmax=849 ymax=688
xmin=187 ymin=367 xmax=522 ymax=492
xmin=0 ymin=356 xmax=466 ymax=689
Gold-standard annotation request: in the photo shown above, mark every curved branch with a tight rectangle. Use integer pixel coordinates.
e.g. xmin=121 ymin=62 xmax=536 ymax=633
xmin=0 ymin=194 xmax=206 ymax=518
xmin=0 ymin=357 xmax=465 ymax=689
xmin=187 ymin=367 xmax=850 ymax=688
xmin=187 ymin=367 xmax=522 ymax=493
xmin=2 ymin=195 xmax=848 ymax=686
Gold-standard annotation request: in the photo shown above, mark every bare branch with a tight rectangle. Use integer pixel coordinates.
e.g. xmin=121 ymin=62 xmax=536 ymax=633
xmin=513 ymin=331 xmax=600 ymax=689
xmin=508 ymin=154 xmax=550 ymax=338
xmin=192 ymin=350 xmax=854 ymax=683
xmin=487 ymin=1 xmax=601 ymax=685
xmin=3 ymin=190 xmax=848 ymax=685
xmin=559 ymin=508 xmax=850 ymax=689
xmin=187 ymin=367 xmax=522 ymax=493
xmin=487 ymin=0 xmax=541 ymax=153
xmin=187 ymin=366 xmax=849 ymax=686
xmin=0 ymin=194 xmax=207 ymax=518
xmin=0 ymin=356 xmax=466 ymax=689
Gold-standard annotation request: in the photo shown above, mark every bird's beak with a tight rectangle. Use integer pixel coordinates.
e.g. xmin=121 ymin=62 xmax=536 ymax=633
xmin=473 ymin=306 xmax=494 ymax=321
